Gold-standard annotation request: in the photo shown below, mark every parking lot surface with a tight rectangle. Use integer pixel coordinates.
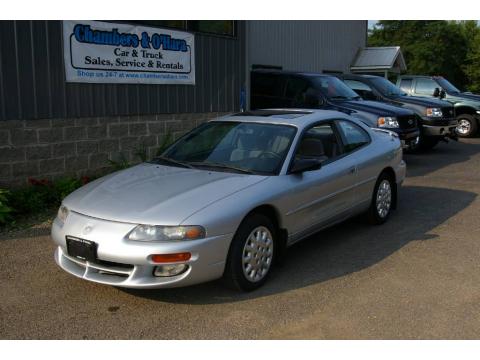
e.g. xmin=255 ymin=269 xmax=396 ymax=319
xmin=1 ymin=138 xmax=480 ymax=339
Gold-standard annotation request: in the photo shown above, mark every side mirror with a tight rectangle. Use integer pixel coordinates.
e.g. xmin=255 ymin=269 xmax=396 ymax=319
xmin=304 ymin=88 xmax=325 ymax=108
xmin=440 ymin=89 xmax=446 ymax=98
xmin=433 ymin=88 xmax=440 ymax=97
xmin=290 ymin=157 xmax=322 ymax=174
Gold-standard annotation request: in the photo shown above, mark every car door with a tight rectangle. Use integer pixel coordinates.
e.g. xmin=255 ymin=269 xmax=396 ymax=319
xmin=335 ymin=119 xmax=375 ymax=208
xmin=413 ymin=78 xmax=439 ymax=98
xmin=281 ymin=121 xmax=359 ymax=241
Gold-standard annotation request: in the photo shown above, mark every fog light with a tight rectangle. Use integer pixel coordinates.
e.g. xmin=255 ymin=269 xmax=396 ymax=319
xmin=153 ymin=264 xmax=188 ymax=277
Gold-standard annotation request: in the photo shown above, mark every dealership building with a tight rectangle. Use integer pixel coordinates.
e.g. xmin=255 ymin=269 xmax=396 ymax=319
xmin=0 ymin=20 xmax=367 ymax=186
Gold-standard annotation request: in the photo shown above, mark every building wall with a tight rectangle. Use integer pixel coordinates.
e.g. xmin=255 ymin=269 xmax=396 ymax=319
xmin=0 ymin=112 xmax=228 ymax=187
xmin=247 ymin=20 xmax=367 ymax=73
xmin=0 ymin=20 xmax=245 ymax=186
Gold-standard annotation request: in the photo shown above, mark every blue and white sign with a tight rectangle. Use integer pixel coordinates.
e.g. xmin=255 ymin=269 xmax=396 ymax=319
xmin=63 ymin=20 xmax=195 ymax=84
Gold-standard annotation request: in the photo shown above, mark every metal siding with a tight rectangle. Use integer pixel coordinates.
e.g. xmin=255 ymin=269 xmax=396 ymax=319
xmin=247 ymin=20 xmax=367 ymax=74
xmin=0 ymin=20 xmax=245 ymax=121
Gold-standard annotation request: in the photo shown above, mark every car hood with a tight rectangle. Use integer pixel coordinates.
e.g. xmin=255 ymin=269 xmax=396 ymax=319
xmin=63 ymin=163 xmax=268 ymax=225
xmin=393 ymin=95 xmax=452 ymax=108
xmin=450 ymin=92 xmax=480 ymax=103
xmin=334 ymin=99 xmax=413 ymax=116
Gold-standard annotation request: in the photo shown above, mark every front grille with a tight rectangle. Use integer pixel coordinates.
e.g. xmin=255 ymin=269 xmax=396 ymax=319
xmin=397 ymin=115 xmax=418 ymax=129
xmin=95 ymin=259 xmax=134 ymax=270
xmin=63 ymin=252 xmax=134 ymax=277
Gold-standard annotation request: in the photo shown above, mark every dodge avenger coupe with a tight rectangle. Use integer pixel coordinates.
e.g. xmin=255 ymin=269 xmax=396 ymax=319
xmin=52 ymin=109 xmax=406 ymax=291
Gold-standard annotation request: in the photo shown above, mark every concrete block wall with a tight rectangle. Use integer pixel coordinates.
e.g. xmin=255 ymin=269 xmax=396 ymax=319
xmin=0 ymin=112 xmax=229 ymax=187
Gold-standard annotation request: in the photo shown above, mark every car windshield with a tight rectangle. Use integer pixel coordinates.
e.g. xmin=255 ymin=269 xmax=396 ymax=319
xmin=436 ymin=78 xmax=460 ymax=93
xmin=370 ymin=77 xmax=407 ymax=96
xmin=156 ymin=121 xmax=297 ymax=175
xmin=311 ymin=76 xmax=361 ymax=101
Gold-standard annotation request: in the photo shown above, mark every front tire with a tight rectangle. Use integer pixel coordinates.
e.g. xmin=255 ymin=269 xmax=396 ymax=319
xmin=223 ymin=214 xmax=276 ymax=291
xmin=456 ymin=114 xmax=478 ymax=138
xmin=367 ymin=173 xmax=394 ymax=225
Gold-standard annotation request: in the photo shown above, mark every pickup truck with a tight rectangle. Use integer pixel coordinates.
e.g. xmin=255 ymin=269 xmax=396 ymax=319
xmin=396 ymin=75 xmax=480 ymax=138
xmin=339 ymin=74 xmax=457 ymax=150
xmin=251 ymin=69 xmax=420 ymax=150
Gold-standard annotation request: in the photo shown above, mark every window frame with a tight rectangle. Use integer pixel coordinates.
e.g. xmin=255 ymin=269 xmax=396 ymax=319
xmin=335 ymin=119 xmax=372 ymax=155
xmin=287 ymin=119 xmax=347 ymax=174
xmin=105 ymin=20 xmax=236 ymax=38
xmin=414 ymin=78 xmax=438 ymax=95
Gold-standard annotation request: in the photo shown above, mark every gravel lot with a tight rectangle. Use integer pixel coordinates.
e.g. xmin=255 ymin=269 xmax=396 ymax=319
xmin=1 ymin=138 xmax=480 ymax=339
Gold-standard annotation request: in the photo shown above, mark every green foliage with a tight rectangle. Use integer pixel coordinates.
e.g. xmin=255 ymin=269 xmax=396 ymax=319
xmin=109 ymin=131 xmax=175 ymax=170
xmin=368 ymin=20 xmax=480 ymax=91
xmin=464 ymin=26 xmax=480 ymax=93
xmin=108 ymin=153 xmax=130 ymax=171
xmin=134 ymin=142 xmax=148 ymax=162
xmin=5 ymin=177 xmax=88 ymax=222
xmin=52 ymin=177 xmax=82 ymax=201
xmin=156 ymin=131 xmax=174 ymax=157
xmin=0 ymin=189 xmax=13 ymax=225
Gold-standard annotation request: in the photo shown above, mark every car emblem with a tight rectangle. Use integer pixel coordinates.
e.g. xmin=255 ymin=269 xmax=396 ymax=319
xmin=83 ymin=225 xmax=93 ymax=235
xmin=408 ymin=119 xmax=413 ymax=125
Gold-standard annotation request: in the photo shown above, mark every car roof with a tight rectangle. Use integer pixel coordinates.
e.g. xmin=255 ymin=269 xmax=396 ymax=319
xmin=398 ymin=75 xmax=444 ymax=79
xmin=341 ymin=74 xmax=379 ymax=80
xmin=211 ymin=109 xmax=352 ymax=128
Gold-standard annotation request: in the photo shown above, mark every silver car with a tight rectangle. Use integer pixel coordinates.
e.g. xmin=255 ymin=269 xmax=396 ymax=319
xmin=52 ymin=109 xmax=406 ymax=291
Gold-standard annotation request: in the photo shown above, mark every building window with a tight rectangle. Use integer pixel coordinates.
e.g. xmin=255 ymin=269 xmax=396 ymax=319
xmin=187 ymin=21 xmax=235 ymax=37
xmin=114 ymin=20 xmax=235 ymax=37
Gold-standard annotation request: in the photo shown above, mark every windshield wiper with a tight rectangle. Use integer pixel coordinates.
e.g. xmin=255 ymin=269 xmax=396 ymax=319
xmin=189 ymin=162 xmax=255 ymax=174
xmin=151 ymin=156 xmax=195 ymax=169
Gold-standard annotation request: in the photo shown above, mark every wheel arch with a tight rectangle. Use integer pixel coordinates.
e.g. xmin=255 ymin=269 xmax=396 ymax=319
xmin=243 ymin=204 xmax=288 ymax=264
xmin=455 ymin=106 xmax=477 ymax=118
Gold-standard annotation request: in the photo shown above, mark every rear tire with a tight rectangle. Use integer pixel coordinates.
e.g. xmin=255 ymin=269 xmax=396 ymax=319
xmin=367 ymin=172 xmax=394 ymax=225
xmin=456 ymin=114 xmax=478 ymax=138
xmin=223 ymin=214 xmax=276 ymax=291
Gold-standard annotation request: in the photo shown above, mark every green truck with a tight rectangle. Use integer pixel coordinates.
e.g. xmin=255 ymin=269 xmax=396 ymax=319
xmin=396 ymin=75 xmax=480 ymax=137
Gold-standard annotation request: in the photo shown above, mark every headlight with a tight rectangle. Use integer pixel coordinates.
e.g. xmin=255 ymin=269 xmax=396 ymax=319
xmin=426 ymin=108 xmax=443 ymax=117
xmin=57 ymin=205 xmax=69 ymax=224
xmin=127 ymin=225 xmax=206 ymax=242
xmin=377 ymin=117 xmax=399 ymax=128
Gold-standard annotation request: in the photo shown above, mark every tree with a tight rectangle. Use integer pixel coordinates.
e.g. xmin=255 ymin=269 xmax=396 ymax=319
xmin=463 ymin=22 xmax=480 ymax=93
xmin=369 ymin=21 xmax=474 ymax=91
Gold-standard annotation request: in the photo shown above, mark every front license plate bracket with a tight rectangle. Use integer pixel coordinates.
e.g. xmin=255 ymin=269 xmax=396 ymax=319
xmin=66 ymin=236 xmax=98 ymax=262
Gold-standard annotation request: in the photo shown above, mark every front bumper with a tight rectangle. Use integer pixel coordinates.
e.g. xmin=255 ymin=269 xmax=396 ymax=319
xmin=420 ymin=118 xmax=458 ymax=137
xmin=51 ymin=211 xmax=233 ymax=289
xmin=391 ymin=128 xmax=420 ymax=149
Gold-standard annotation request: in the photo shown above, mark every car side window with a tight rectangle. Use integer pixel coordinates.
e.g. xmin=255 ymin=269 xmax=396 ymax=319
xmin=414 ymin=78 xmax=438 ymax=95
xmin=295 ymin=123 xmax=342 ymax=164
xmin=344 ymin=80 xmax=376 ymax=100
xmin=251 ymin=73 xmax=286 ymax=97
xmin=336 ymin=120 xmax=370 ymax=153
xmin=285 ymin=77 xmax=310 ymax=100
xmin=399 ymin=79 xmax=412 ymax=94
